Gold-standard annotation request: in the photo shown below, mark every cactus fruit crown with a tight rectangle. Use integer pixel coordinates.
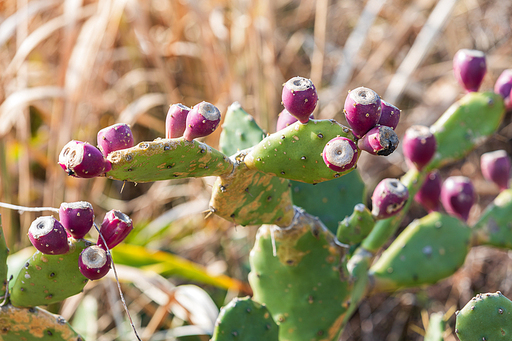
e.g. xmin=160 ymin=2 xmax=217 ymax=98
xmin=285 ymin=76 xmax=315 ymax=92
xmin=81 ymin=246 xmax=108 ymax=269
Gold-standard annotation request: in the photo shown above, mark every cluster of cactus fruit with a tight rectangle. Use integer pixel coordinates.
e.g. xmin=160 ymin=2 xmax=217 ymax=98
xmin=2 ymin=48 xmax=512 ymax=341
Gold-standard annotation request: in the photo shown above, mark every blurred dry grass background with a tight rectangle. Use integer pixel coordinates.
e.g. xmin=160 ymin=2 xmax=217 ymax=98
xmin=1 ymin=0 xmax=512 ymax=340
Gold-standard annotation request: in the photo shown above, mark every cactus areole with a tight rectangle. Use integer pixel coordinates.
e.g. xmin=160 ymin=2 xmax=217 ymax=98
xmin=281 ymin=76 xmax=318 ymax=123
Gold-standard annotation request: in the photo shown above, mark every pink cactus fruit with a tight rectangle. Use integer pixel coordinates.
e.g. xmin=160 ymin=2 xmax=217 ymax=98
xmin=453 ymin=49 xmax=487 ymax=92
xmin=28 ymin=216 xmax=70 ymax=255
xmin=166 ymin=103 xmax=191 ymax=139
xmin=494 ymin=69 xmax=512 ymax=110
xmin=276 ymin=109 xmax=314 ymax=132
xmin=378 ymin=100 xmax=401 ymax=130
xmin=97 ymin=123 xmax=134 ymax=157
xmin=281 ymin=76 xmax=318 ymax=123
xmin=59 ymin=201 xmax=94 ymax=239
xmin=440 ymin=176 xmax=475 ymax=222
xmin=480 ymin=150 xmax=511 ymax=191
xmin=322 ymin=137 xmax=359 ymax=173
xmin=78 ymin=245 xmax=111 ymax=280
xmin=402 ymin=125 xmax=436 ymax=171
xmin=358 ymin=125 xmax=399 ymax=156
xmin=414 ymin=170 xmax=442 ymax=213
xmin=96 ymin=210 xmax=133 ymax=250
xmin=59 ymin=140 xmax=111 ymax=178
xmin=343 ymin=87 xmax=382 ymax=138
xmin=371 ymin=178 xmax=409 ymax=220
xmin=183 ymin=102 xmax=221 ymax=141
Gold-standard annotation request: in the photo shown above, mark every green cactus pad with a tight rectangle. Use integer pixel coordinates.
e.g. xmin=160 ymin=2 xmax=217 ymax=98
xmin=219 ymin=102 xmax=267 ymax=157
xmin=9 ymin=238 xmax=90 ymax=308
xmin=424 ymin=312 xmax=445 ymax=341
xmin=211 ymin=296 xmax=279 ymax=341
xmin=473 ymin=189 xmax=512 ymax=249
xmin=248 ymin=209 xmax=350 ymax=341
xmin=455 ymin=292 xmax=512 ymax=341
xmin=291 ymin=169 xmax=366 ymax=233
xmin=244 ymin=119 xmax=357 ymax=184
xmin=370 ymin=212 xmax=471 ymax=292
xmin=427 ymin=92 xmax=505 ymax=171
xmin=336 ymin=203 xmax=374 ymax=244
xmin=0 ymin=215 xmax=9 ymax=297
xmin=343 ymin=248 xmax=371 ymax=327
xmin=0 ymin=304 xmax=83 ymax=341
xmin=210 ymin=152 xmax=294 ymax=227
xmin=106 ymin=138 xmax=233 ymax=182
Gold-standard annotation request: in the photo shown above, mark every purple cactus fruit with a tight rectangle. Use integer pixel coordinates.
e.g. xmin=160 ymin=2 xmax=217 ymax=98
xmin=59 ymin=201 xmax=95 ymax=239
xmin=281 ymin=76 xmax=318 ymax=123
xmin=494 ymin=69 xmax=512 ymax=110
xmin=453 ymin=49 xmax=487 ymax=92
xmin=182 ymin=102 xmax=221 ymax=141
xmin=276 ymin=109 xmax=314 ymax=132
xmin=166 ymin=103 xmax=191 ymax=138
xmin=480 ymin=150 xmax=511 ymax=191
xmin=343 ymin=87 xmax=382 ymax=138
xmin=96 ymin=210 xmax=133 ymax=249
xmin=414 ymin=170 xmax=442 ymax=213
xmin=97 ymin=123 xmax=134 ymax=157
xmin=371 ymin=178 xmax=409 ymax=220
xmin=78 ymin=245 xmax=111 ymax=280
xmin=402 ymin=125 xmax=436 ymax=171
xmin=357 ymin=125 xmax=399 ymax=156
xmin=28 ymin=216 xmax=70 ymax=255
xmin=59 ymin=140 xmax=111 ymax=178
xmin=378 ymin=100 xmax=401 ymax=130
xmin=440 ymin=176 xmax=475 ymax=222
xmin=322 ymin=137 xmax=358 ymax=173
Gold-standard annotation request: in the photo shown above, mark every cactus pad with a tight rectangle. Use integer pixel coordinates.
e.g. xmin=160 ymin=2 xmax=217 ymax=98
xmin=473 ymin=189 xmax=512 ymax=249
xmin=211 ymin=296 xmax=279 ymax=341
xmin=0 ymin=304 xmax=83 ymax=341
xmin=219 ymin=102 xmax=267 ymax=156
xmin=337 ymin=203 xmax=374 ymax=245
xmin=455 ymin=292 xmax=512 ymax=341
xmin=248 ymin=208 xmax=350 ymax=341
xmin=210 ymin=151 xmax=294 ymax=227
xmin=370 ymin=212 xmax=471 ymax=292
xmin=10 ymin=238 xmax=90 ymax=307
xmin=106 ymin=138 xmax=232 ymax=182
xmin=428 ymin=92 xmax=505 ymax=170
xmin=291 ymin=169 xmax=366 ymax=233
xmin=244 ymin=119 xmax=357 ymax=184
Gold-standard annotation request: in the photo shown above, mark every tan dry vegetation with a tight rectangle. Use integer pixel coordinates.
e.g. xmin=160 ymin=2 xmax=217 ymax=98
xmin=1 ymin=0 xmax=512 ymax=340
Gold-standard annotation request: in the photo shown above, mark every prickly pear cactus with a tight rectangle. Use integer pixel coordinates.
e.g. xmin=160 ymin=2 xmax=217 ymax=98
xmin=211 ymin=296 xmax=279 ymax=341
xmin=244 ymin=119 xmax=357 ymax=184
xmin=9 ymin=238 xmax=90 ymax=307
xmin=336 ymin=203 xmax=374 ymax=244
xmin=455 ymin=291 xmax=512 ymax=341
xmin=0 ymin=304 xmax=83 ymax=341
xmin=0 ymin=216 xmax=8 ymax=297
xmin=249 ymin=208 xmax=350 ymax=341
xmin=473 ymin=188 xmax=512 ymax=249
xmin=106 ymin=138 xmax=232 ymax=182
xmin=290 ymin=170 xmax=366 ymax=233
xmin=370 ymin=212 xmax=471 ymax=292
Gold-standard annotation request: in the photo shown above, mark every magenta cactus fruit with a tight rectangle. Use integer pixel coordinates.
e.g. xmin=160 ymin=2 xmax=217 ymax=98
xmin=281 ymin=76 xmax=318 ymax=123
xmin=78 ymin=245 xmax=111 ymax=280
xmin=28 ymin=216 xmax=70 ymax=255
xmin=414 ymin=170 xmax=442 ymax=213
xmin=453 ymin=49 xmax=487 ymax=92
xmin=97 ymin=210 xmax=133 ymax=249
xmin=480 ymin=150 xmax=511 ymax=191
xmin=183 ymin=102 xmax=221 ymax=141
xmin=275 ymin=109 xmax=314 ymax=132
xmin=371 ymin=178 xmax=409 ymax=220
xmin=97 ymin=123 xmax=134 ymax=157
xmin=322 ymin=137 xmax=358 ymax=172
xmin=357 ymin=125 xmax=399 ymax=156
xmin=440 ymin=176 xmax=475 ymax=222
xmin=494 ymin=69 xmax=512 ymax=110
xmin=378 ymin=100 xmax=401 ymax=130
xmin=402 ymin=125 xmax=436 ymax=171
xmin=166 ymin=103 xmax=191 ymax=139
xmin=343 ymin=87 xmax=382 ymax=138
xmin=59 ymin=201 xmax=94 ymax=239
xmin=59 ymin=140 xmax=111 ymax=178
